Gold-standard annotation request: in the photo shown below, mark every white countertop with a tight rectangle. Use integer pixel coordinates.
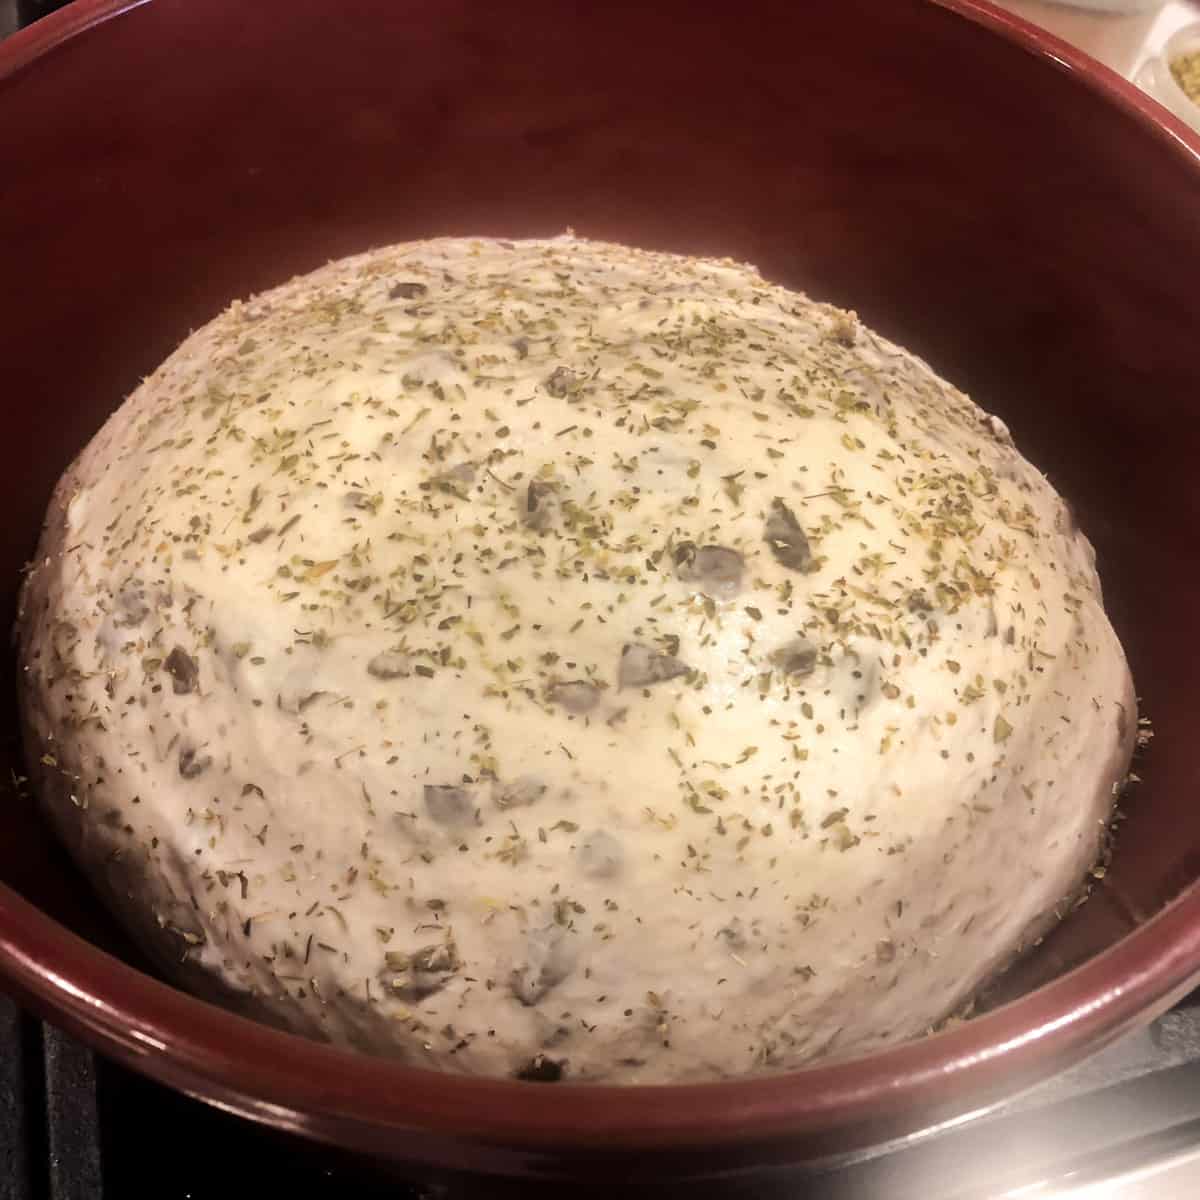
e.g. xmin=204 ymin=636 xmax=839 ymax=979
xmin=991 ymin=0 xmax=1198 ymax=76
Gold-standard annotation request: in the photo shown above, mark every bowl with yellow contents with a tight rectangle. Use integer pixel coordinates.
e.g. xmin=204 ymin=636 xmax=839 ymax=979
xmin=1137 ymin=21 xmax=1200 ymax=133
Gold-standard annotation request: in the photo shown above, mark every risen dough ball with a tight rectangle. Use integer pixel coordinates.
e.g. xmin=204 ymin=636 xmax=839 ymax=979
xmin=17 ymin=236 xmax=1134 ymax=1082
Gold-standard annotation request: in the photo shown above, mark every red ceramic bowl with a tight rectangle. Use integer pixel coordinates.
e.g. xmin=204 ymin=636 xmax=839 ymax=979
xmin=2 ymin=0 xmax=1200 ymax=1182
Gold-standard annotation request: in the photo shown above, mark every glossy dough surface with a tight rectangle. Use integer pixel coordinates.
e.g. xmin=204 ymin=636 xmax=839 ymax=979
xmin=17 ymin=236 xmax=1135 ymax=1082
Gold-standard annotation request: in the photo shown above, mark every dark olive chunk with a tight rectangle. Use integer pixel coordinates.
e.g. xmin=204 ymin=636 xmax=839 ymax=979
xmin=770 ymin=638 xmax=818 ymax=678
xmin=511 ymin=925 xmax=573 ymax=1005
xmin=429 ymin=463 xmax=476 ymax=497
xmin=115 ymin=584 xmax=149 ymax=627
xmin=343 ymin=490 xmax=374 ymax=511
xmin=515 ymin=1055 xmax=564 ymax=1082
xmin=366 ymin=651 xmax=411 ymax=680
xmin=380 ymin=940 xmax=460 ymax=999
xmin=764 ymin=499 xmax=814 ymax=573
xmin=547 ymin=680 xmax=600 ymax=715
xmin=521 ymin=479 xmax=559 ymax=532
xmin=907 ymin=590 xmax=933 ymax=615
xmin=493 ymin=776 xmax=547 ymax=809
xmin=717 ymin=917 xmax=747 ymax=949
xmin=618 ymin=643 xmax=689 ymax=689
xmin=178 ymin=745 xmax=212 ymax=779
xmin=673 ymin=542 xmax=744 ymax=598
xmin=423 ymin=784 xmax=475 ymax=826
xmin=388 ymin=281 xmax=428 ymax=300
xmin=578 ymin=830 xmax=623 ymax=879
xmin=544 ymin=366 xmax=580 ymax=399
xmin=163 ymin=646 xmax=199 ymax=694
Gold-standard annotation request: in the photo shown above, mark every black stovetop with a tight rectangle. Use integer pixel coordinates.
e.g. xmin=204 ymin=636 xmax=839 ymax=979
xmin=1 ymin=997 xmax=433 ymax=1200
xmin=7 ymin=988 xmax=1200 ymax=1200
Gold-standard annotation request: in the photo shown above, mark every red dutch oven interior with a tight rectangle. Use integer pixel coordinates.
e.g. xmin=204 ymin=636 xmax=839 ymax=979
xmin=1 ymin=0 xmax=1200 ymax=1180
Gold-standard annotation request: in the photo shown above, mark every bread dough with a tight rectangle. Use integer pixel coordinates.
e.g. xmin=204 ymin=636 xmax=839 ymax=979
xmin=16 ymin=236 xmax=1135 ymax=1082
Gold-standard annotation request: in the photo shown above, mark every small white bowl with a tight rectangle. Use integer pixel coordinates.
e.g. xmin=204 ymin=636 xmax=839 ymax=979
xmin=1136 ymin=21 xmax=1200 ymax=133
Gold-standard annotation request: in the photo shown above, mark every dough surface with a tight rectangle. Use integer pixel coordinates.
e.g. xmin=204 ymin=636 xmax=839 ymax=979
xmin=16 ymin=236 xmax=1135 ymax=1082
